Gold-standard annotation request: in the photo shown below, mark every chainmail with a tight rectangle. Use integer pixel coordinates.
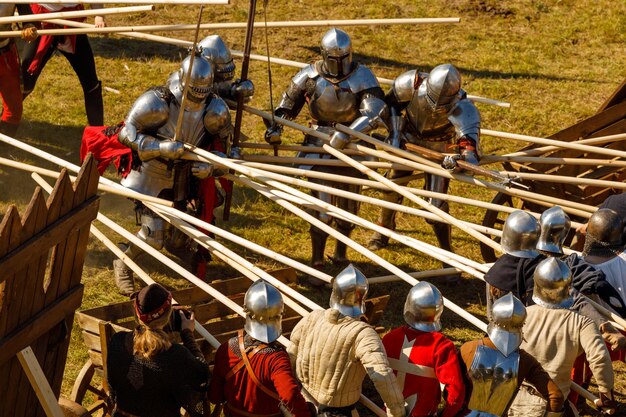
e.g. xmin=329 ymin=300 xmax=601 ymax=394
xmin=582 ymin=234 xmax=626 ymax=257
xmin=228 ymin=334 xmax=283 ymax=359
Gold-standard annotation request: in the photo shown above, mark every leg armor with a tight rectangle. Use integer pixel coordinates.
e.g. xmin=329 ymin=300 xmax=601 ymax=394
xmin=309 ymin=179 xmax=333 ymax=269
xmin=368 ymin=169 xmax=412 ymax=250
xmin=333 ymin=182 xmax=362 ymax=264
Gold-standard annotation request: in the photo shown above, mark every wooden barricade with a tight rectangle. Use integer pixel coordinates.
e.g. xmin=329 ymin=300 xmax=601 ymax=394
xmin=0 ymin=155 xmax=100 ymax=417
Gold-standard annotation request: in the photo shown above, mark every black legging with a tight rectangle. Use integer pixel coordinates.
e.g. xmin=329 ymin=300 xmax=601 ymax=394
xmin=21 ymin=34 xmax=103 ymax=125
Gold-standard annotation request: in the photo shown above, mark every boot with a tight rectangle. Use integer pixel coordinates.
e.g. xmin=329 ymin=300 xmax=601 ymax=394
xmin=85 ymin=81 xmax=104 ymax=126
xmin=309 ymin=226 xmax=329 ymax=286
xmin=432 ymin=222 xmax=461 ymax=284
xmin=367 ymin=204 xmax=399 ymax=251
xmin=112 ymin=242 xmax=140 ymax=295
xmin=333 ymin=220 xmax=354 ymax=266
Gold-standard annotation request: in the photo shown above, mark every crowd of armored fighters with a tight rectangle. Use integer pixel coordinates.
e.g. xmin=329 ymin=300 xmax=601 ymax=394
xmin=2 ymin=5 xmax=626 ymax=415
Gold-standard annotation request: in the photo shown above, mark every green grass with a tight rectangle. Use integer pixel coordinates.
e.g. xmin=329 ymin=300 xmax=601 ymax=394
xmin=1 ymin=0 xmax=626 ymax=414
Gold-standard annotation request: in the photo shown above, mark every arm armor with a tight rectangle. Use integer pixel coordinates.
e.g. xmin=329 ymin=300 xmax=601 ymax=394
xmin=347 ymin=95 xmax=390 ymax=134
xmin=204 ymin=96 xmax=232 ymax=140
xmin=274 ymin=65 xmax=316 ymax=120
xmin=449 ymin=98 xmax=481 ymax=145
xmin=385 ymin=69 xmax=422 ymax=110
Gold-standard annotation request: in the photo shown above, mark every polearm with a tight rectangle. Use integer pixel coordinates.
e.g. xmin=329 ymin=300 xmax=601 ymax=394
xmin=223 ymin=0 xmax=257 ymax=221
xmin=402 ymin=142 xmax=526 ymax=188
xmin=3 ymin=0 xmax=228 ymax=3
xmin=0 ymin=5 xmax=154 ymax=25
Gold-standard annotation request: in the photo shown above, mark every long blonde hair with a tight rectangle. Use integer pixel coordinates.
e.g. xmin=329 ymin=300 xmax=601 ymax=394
xmin=133 ymin=307 xmax=173 ymax=360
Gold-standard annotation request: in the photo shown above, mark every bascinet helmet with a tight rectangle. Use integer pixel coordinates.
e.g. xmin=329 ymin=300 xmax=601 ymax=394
xmin=178 ymin=54 xmax=214 ymax=104
xmin=425 ymin=64 xmax=461 ymax=111
xmin=320 ymin=28 xmax=353 ymax=78
xmin=243 ymin=280 xmax=284 ymax=343
xmin=536 ymin=206 xmax=571 ymax=255
xmin=587 ymin=208 xmax=623 ymax=247
xmin=501 ymin=210 xmax=540 ymax=258
xmin=199 ymin=35 xmax=235 ymax=82
xmin=404 ymin=282 xmax=444 ymax=332
xmin=532 ymin=257 xmax=573 ymax=309
xmin=330 ymin=264 xmax=368 ymax=318
xmin=487 ymin=292 xmax=526 ymax=357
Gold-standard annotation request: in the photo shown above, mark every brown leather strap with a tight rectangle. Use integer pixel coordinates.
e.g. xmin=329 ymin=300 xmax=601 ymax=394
xmin=226 ymin=402 xmax=281 ymax=417
xmin=225 ymin=342 xmax=268 ymax=381
xmin=237 ymin=330 xmax=280 ymax=401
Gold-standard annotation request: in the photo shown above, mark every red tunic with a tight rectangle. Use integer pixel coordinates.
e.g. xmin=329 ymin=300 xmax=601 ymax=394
xmin=209 ymin=336 xmax=311 ymax=417
xmin=382 ymin=326 xmax=465 ymax=417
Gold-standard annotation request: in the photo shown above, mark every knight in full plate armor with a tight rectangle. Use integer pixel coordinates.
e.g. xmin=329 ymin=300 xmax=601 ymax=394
xmin=166 ymin=35 xmax=254 ymax=108
xmin=265 ymin=28 xmax=390 ymax=271
xmin=367 ymin=64 xmax=480 ymax=278
xmin=382 ymin=282 xmax=466 ymax=417
xmin=112 ymin=53 xmax=232 ymax=294
xmin=459 ymin=293 xmax=565 ymax=417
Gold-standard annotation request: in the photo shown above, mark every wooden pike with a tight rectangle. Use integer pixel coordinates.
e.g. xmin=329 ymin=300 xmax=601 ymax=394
xmin=7 ymin=0 xmax=228 ymax=4
xmin=499 ymin=133 xmax=626 ymax=158
xmin=239 ymin=153 xmax=414 ymax=170
xmin=0 ymin=5 xmax=154 ymax=24
xmin=481 ymin=155 xmax=626 ymax=168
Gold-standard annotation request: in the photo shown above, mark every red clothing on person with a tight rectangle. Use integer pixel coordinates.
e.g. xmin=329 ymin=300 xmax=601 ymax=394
xmin=209 ymin=334 xmax=311 ymax=417
xmin=0 ymin=43 xmax=23 ymax=126
xmin=382 ymin=325 xmax=465 ymax=417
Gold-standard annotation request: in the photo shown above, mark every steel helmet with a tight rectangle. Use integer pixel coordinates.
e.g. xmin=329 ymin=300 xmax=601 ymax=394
xmin=329 ymin=264 xmax=368 ymax=318
xmin=320 ymin=28 xmax=353 ymax=78
xmin=501 ymin=210 xmax=540 ymax=258
xmin=243 ymin=280 xmax=284 ymax=343
xmin=532 ymin=257 xmax=573 ymax=309
xmin=403 ymin=282 xmax=444 ymax=332
xmin=487 ymin=293 xmax=526 ymax=357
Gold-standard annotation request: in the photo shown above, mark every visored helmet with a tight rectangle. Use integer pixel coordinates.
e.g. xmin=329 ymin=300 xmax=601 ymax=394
xmin=425 ymin=64 xmax=461 ymax=111
xmin=501 ymin=210 xmax=540 ymax=258
xmin=320 ymin=28 xmax=353 ymax=78
xmin=178 ymin=54 xmax=214 ymax=104
xmin=243 ymin=280 xmax=284 ymax=343
xmin=329 ymin=264 xmax=368 ymax=318
xmin=403 ymin=282 xmax=444 ymax=332
xmin=532 ymin=257 xmax=573 ymax=309
xmin=536 ymin=206 xmax=571 ymax=255
xmin=199 ymin=35 xmax=235 ymax=82
xmin=487 ymin=293 xmax=526 ymax=357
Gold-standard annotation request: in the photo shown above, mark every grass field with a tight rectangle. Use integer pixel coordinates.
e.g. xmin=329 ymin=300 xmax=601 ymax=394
xmin=1 ymin=0 xmax=625 ymax=415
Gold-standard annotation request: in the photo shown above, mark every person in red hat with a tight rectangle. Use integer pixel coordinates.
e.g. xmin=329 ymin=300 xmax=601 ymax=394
xmin=107 ymin=283 xmax=209 ymax=417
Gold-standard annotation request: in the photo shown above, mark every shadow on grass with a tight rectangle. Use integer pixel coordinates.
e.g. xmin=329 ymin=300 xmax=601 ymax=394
xmin=91 ymin=36 xmax=184 ymax=62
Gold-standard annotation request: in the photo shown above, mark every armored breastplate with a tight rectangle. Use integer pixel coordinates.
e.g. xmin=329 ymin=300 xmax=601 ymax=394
xmin=467 ymin=344 xmax=519 ymax=417
xmin=308 ymin=76 xmax=360 ymax=124
xmin=0 ymin=4 xmax=15 ymax=35
xmin=159 ymin=101 xmax=207 ymax=146
xmin=405 ymin=84 xmax=455 ymax=142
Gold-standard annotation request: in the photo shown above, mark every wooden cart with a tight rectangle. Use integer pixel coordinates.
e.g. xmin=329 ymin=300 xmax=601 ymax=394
xmin=480 ymin=79 xmax=626 ymax=262
xmin=69 ymin=267 xmax=389 ymax=416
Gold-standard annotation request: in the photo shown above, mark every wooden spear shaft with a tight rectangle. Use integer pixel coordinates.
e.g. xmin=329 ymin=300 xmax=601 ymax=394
xmin=495 ymin=170 xmax=626 ymax=190
xmin=499 ymin=133 xmax=626 ymax=158
xmin=240 ymin=154 xmax=414 ymax=170
xmin=481 ymin=155 xmax=626 ymax=168
xmin=482 ymin=129 xmax=626 ymax=159
xmin=8 ymin=0 xmax=227 ymax=3
xmin=0 ymin=5 xmax=154 ymax=24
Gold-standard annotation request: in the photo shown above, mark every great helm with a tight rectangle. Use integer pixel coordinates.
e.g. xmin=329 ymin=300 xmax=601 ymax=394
xmin=330 ymin=264 xmax=368 ymax=318
xmin=404 ymin=282 xmax=444 ymax=332
xmin=536 ymin=206 xmax=571 ymax=255
xmin=532 ymin=257 xmax=573 ymax=309
xmin=320 ymin=28 xmax=353 ymax=78
xmin=501 ymin=210 xmax=540 ymax=258
xmin=487 ymin=293 xmax=526 ymax=357
xmin=586 ymin=208 xmax=624 ymax=248
xmin=243 ymin=280 xmax=284 ymax=343
xmin=178 ymin=54 xmax=214 ymax=104
xmin=199 ymin=35 xmax=235 ymax=82
xmin=425 ymin=64 xmax=461 ymax=111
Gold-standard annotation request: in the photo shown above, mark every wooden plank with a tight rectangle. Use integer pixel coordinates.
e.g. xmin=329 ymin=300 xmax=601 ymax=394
xmin=0 ymin=198 xmax=99 ymax=282
xmin=69 ymin=359 xmax=96 ymax=403
xmin=588 ymin=118 xmax=626 ymax=141
xmin=98 ymin=321 xmax=114 ymax=395
xmin=16 ymin=347 xmax=64 ymax=417
xmin=0 ymin=284 xmax=84 ymax=366
xmin=598 ymin=79 xmax=626 ymax=112
xmin=81 ymin=330 xmax=104 ymax=352
xmin=550 ymin=100 xmax=626 ymax=142
xmin=87 ymin=350 xmax=104 ymax=368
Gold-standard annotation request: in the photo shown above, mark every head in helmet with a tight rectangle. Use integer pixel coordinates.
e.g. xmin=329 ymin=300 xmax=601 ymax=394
xmin=320 ymin=28 xmax=353 ymax=78
xmin=404 ymin=282 xmax=444 ymax=332
xmin=501 ymin=210 xmax=540 ymax=259
xmin=532 ymin=257 xmax=573 ymax=309
xmin=487 ymin=293 xmax=526 ymax=357
xmin=178 ymin=54 xmax=214 ymax=105
xmin=199 ymin=35 xmax=236 ymax=82
xmin=425 ymin=64 xmax=462 ymax=111
xmin=583 ymin=208 xmax=625 ymax=257
xmin=243 ymin=280 xmax=284 ymax=343
xmin=536 ymin=206 xmax=571 ymax=256
xmin=330 ymin=264 xmax=368 ymax=318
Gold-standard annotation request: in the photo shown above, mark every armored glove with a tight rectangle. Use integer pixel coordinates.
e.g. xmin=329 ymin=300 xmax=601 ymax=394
xmin=595 ymin=390 xmax=617 ymax=415
xmin=231 ymin=79 xmax=254 ymax=99
xmin=21 ymin=25 xmax=38 ymax=42
xmin=229 ymin=146 xmax=243 ymax=160
xmin=191 ymin=162 xmax=213 ymax=179
xmin=442 ymin=154 xmax=462 ymax=172
xmin=329 ymin=130 xmax=351 ymax=150
xmin=136 ymin=136 xmax=184 ymax=161
xmin=600 ymin=322 xmax=626 ymax=351
xmin=459 ymin=136 xmax=479 ymax=165
xmin=264 ymin=123 xmax=283 ymax=146
xmin=158 ymin=140 xmax=185 ymax=160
